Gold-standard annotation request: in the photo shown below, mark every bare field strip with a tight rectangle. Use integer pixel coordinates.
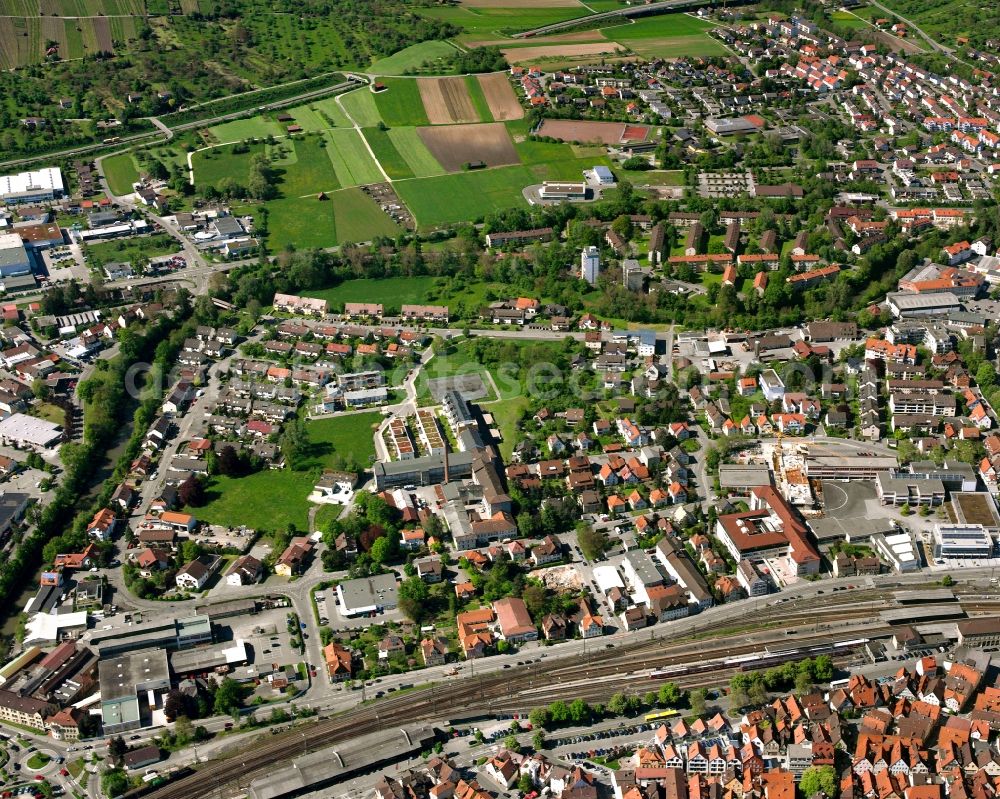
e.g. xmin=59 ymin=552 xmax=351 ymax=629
xmin=469 ymin=30 xmax=609 ymax=46
xmin=535 ymin=118 xmax=650 ymax=145
xmin=418 ymin=76 xmax=479 ymax=125
xmin=416 ymin=122 xmax=519 ymax=172
xmin=477 ymin=73 xmax=523 ymax=121
xmin=501 ymin=41 xmax=625 ymax=62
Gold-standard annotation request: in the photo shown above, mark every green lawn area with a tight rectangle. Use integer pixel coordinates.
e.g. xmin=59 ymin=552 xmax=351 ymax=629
xmin=488 ymin=394 xmax=529 ymax=462
xmin=209 ymin=115 xmax=284 ymax=142
xmin=85 ymin=232 xmax=180 ymax=266
xmin=30 ymin=402 xmax=65 ymax=424
xmin=26 ymin=753 xmax=50 ymax=769
xmin=303 ymin=276 xmax=440 ymax=310
xmin=192 ymin=413 xmax=380 ymax=531
xmin=373 ymin=78 xmax=429 ymax=127
xmin=395 ymin=165 xmax=533 ymax=228
xmin=340 ymin=88 xmax=383 ymax=128
xmin=362 ymin=127 xmax=415 ymax=179
xmin=323 ymin=129 xmax=385 ymax=186
xmin=465 ymin=75 xmax=494 ymax=123
xmin=102 ymin=152 xmax=140 ymax=195
xmin=368 ymin=40 xmax=457 ymax=75
xmin=830 ymin=10 xmax=869 ymax=29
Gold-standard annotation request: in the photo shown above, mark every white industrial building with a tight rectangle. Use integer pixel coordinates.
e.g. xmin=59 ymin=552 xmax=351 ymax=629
xmin=0 ymin=167 xmax=64 ymax=205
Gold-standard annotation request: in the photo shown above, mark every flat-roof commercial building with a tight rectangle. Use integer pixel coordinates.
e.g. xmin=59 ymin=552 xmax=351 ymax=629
xmin=372 ymin=450 xmax=478 ymax=490
xmin=719 ymin=465 xmax=773 ymax=489
xmin=887 ymin=291 xmax=961 ymax=318
xmin=336 ymin=573 xmax=399 ymax=617
xmin=804 ymin=454 xmax=898 ymax=479
xmin=0 ymin=167 xmax=64 ymax=204
xmin=932 ymin=524 xmax=995 ymax=559
xmin=540 ymin=182 xmax=587 ymax=200
xmin=170 ymin=639 xmax=248 ymax=675
xmin=0 ymin=413 xmax=62 ymax=449
xmin=99 ymin=648 xmax=170 ymax=734
xmin=90 ymin=614 xmax=212 ymax=657
xmin=875 ymin=472 xmax=945 ymax=506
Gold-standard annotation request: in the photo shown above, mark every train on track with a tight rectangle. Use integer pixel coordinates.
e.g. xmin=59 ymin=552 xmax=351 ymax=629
xmin=648 ymin=639 xmax=869 ymax=680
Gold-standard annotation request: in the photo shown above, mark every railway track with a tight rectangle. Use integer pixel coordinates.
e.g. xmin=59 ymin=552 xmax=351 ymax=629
xmin=146 ymin=592 xmax=1000 ymax=799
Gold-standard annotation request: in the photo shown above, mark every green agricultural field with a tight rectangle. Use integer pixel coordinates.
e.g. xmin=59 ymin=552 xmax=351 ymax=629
xmin=395 ymin=165 xmax=532 ymax=228
xmin=85 ymin=233 xmax=180 ymax=267
xmin=465 ymin=75 xmax=494 ymax=123
xmin=307 ymin=96 xmax=355 ymax=129
xmin=323 ymin=128 xmax=385 ymax=186
xmin=272 ymin=134 xmax=341 ymax=196
xmin=256 ymin=187 xmax=400 ymax=249
xmin=285 ymin=105 xmax=330 ymax=132
xmin=190 ymin=414 xmax=380 ymax=531
xmin=192 ymin=141 xmax=266 ymax=189
xmin=387 ymin=127 xmax=445 ymax=177
xmin=362 ymin=128 xmax=414 ymax=180
xmin=257 ymin=196 xmax=338 ymax=250
xmin=368 ymin=40 xmax=457 ymax=75
xmin=601 ymin=12 xmax=727 ymax=57
xmin=330 ymin=187 xmax=402 ymax=243
xmin=208 ymin=115 xmax=284 ymax=142
xmin=372 ymin=78 xmax=429 ymax=127
xmin=340 ymin=88 xmax=383 ymax=128
xmin=602 ymin=12 xmax=716 ymax=39
xmin=102 ymin=153 xmax=141 ymax=195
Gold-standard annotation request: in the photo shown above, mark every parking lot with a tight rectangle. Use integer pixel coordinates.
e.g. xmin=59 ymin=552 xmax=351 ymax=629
xmin=227 ymin=608 xmax=303 ymax=670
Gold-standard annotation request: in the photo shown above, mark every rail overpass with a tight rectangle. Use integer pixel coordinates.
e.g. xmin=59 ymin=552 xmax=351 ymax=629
xmin=511 ymin=0 xmax=748 ymax=38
